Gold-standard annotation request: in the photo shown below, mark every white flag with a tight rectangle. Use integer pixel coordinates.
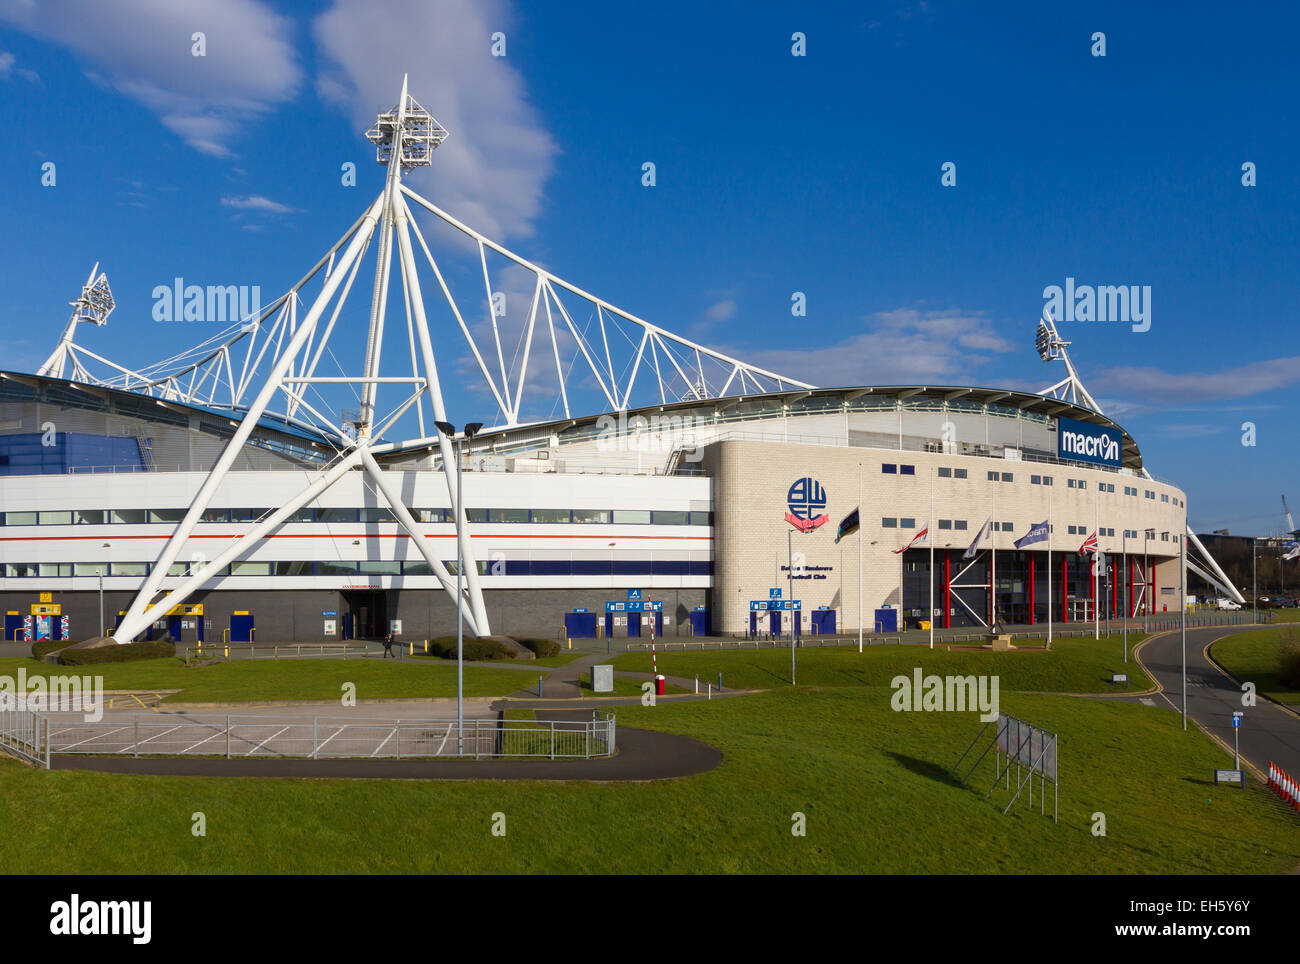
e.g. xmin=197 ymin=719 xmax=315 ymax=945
xmin=964 ymin=517 xmax=992 ymax=560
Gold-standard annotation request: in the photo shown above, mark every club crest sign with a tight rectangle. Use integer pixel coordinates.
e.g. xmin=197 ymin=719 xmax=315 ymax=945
xmin=786 ymin=477 xmax=829 ymax=532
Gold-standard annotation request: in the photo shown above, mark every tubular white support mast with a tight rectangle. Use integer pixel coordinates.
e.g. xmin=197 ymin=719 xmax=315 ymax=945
xmin=37 ymin=264 xmax=114 ymax=380
xmin=1035 ymin=307 xmax=1245 ymax=605
xmin=110 ymin=79 xmax=497 ymax=642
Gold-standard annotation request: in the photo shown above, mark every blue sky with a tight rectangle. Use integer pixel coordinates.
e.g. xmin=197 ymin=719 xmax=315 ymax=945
xmin=0 ymin=0 xmax=1296 ymax=535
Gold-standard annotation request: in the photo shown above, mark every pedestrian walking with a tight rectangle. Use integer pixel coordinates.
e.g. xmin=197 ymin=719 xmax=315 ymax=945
xmin=383 ymin=631 xmax=394 ymax=658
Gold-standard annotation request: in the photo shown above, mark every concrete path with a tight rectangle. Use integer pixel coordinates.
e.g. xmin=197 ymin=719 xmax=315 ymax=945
xmin=1134 ymin=625 xmax=1300 ymax=781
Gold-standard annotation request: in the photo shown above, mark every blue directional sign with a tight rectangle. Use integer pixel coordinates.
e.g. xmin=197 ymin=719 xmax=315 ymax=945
xmin=605 ymin=602 xmax=626 ymax=612
xmin=628 ymin=589 xmax=643 ymax=601
xmin=1232 ymin=713 xmax=1242 ymax=728
xmin=770 ymin=588 xmax=782 ymax=599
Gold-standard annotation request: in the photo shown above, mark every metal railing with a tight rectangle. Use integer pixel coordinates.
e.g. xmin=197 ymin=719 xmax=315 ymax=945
xmin=0 ymin=698 xmax=51 ymax=768
xmin=185 ymin=642 xmax=371 ymax=663
xmin=45 ymin=712 xmax=616 ymax=761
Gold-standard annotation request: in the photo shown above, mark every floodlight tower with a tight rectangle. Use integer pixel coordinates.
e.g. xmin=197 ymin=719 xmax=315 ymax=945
xmin=1034 ymin=307 xmax=1245 ymax=605
xmin=111 ymin=76 xmax=491 ymax=644
xmin=37 ymin=264 xmax=115 ymax=380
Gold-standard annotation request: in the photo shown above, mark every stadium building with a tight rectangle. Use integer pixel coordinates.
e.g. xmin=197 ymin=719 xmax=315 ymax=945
xmin=0 ymin=81 xmax=1243 ymax=646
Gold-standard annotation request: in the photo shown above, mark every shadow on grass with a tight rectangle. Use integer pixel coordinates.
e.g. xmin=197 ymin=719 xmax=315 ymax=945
xmin=885 ymin=751 xmax=956 ymax=785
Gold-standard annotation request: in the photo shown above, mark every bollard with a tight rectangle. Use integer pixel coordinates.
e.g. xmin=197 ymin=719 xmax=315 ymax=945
xmin=695 ymin=674 xmax=699 ymax=694
xmin=708 ymin=683 xmax=712 ymax=700
xmin=717 ymin=672 xmax=722 ymax=691
xmin=226 ymin=714 xmax=231 ymax=758
xmin=538 ymin=675 xmax=543 ymax=698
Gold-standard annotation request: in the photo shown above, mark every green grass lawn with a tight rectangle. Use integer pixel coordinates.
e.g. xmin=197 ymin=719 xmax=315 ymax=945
xmin=0 ymin=656 xmax=536 ymax=703
xmin=611 ymin=634 xmax=1151 ymax=694
xmin=1 ymin=683 xmax=1294 ymax=873
xmin=1211 ymin=628 xmax=1300 ymax=705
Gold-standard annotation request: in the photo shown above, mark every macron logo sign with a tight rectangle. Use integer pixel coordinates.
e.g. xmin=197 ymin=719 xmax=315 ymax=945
xmin=1057 ymin=416 xmax=1122 ymax=467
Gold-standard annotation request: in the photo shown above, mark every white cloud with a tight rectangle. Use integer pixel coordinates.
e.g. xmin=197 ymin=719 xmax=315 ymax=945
xmin=1091 ymin=356 xmax=1300 ymax=404
xmin=733 ymin=307 xmax=1017 ymax=387
xmin=221 ymin=194 xmax=300 ymax=214
xmin=704 ymin=299 xmax=737 ymax=322
xmin=0 ymin=0 xmax=301 ymax=157
xmin=0 ymin=49 xmax=39 ymax=83
xmin=312 ymin=0 xmax=557 ymax=241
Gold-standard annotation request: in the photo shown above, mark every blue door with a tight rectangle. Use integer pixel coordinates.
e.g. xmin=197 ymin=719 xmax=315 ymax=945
xmin=768 ymin=611 xmax=781 ymax=636
xmin=230 ymin=613 xmax=254 ymax=643
xmin=749 ymin=611 xmax=757 ymax=638
xmin=604 ymin=612 xmax=613 ymax=639
xmin=654 ymin=611 xmax=663 ymax=637
xmin=690 ymin=610 xmax=708 ymax=636
xmin=167 ymin=615 xmax=183 ymax=643
xmin=3 ymin=612 xmax=21 ymax=642
xmin=627 ymin=612 xmax=641 ymax=638
xmin=793 ymin=611 xmax=802 ymax=637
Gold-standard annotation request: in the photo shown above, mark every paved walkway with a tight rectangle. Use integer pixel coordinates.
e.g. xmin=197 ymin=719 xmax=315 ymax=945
xmin=1133 ymin=625 xmax=1300 ymax=781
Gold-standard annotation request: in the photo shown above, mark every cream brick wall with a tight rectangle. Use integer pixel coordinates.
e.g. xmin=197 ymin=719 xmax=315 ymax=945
xmin=707 ymin=439 xmax=1188 ymax=634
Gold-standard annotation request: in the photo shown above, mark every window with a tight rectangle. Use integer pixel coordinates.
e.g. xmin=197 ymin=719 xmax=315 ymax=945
xmin=111 ymin=562 xmax=148 ymax=576
xmin=1001 ymin=472 xmax=1013 ymax=482
xmin=201 ymin=508 xmax=229 ymax=523
xmin=290 ymin=508 xmax=318 ymax=523
xmin=652 ymin=510 xmax=690 ymax=526
xmin=231 ymin=561 xmax=271 ymax=576
xmin=900 ymin=518 xmax=916 ymax=529
xmin=5 ymin=563 xmax=38 ymax=577
xmin=1030 ymin=475 xmax=1041 ymax=485
xmin=413 ymin=509 xmax=447 ymax=523
xmin=882 ymin=517 xmax=898 ymax=528
xmin=954 ymin=520 xmax=968 ymax=530
xmin=359 ymin=508 xmax=396 ymax=523
xmin=232 ymin=507 xmax=272 ymax=523
xmin=110 ymin=509 xmax=147 ymax=524
xmin=573 ymin=509 xmax=612 ymax=524
xmin=316 ymin=561 xmax=358 ymax=575
xmin=988 ymin=471 xmax=999 ymax=481
xmin=1145 ymin=490 xmax=1155 ymax=500
xmin=689 ymin=511 xmax=713 ymax=526
xmin=319 ymin=508 xmax=358 ymax=523
xmin=1068 ymin=525 xmax=1078 ymax=535
xmin=358 ymin=561 xmax=401 ymax=575
xmin=2 ymin=511 xmax=37 ymax=526
xmin=149 ymin=509 xmax=186 ymax=524
xmin=465 ymin=508 xmax=488 ymax=524
xmin=938 ymin=519 xmax=953 ymax=530
xmin=900 ymin=465 xmax=916 ymax=476
xmin=882 ymin=464 xmax=897 ymax=474
xmin=1078 ymin=480 xmax=1087 ymax=490
xmin=73 ymin=563 xmax=108 ymax=576
xmin=488 ymin=509 xmax=530 ymax=523
xmin=1160 ymin=494 xmax=1169 ymax=503
xmin=275 ymin=561 xmax=314 ymax=576
xmin=74 ymin=510 xmax=106 ymax=525
xmin=938 ymin=467 xmax=952 ymax=478
xmin=953 ymin=468 xmax=968 ymax=479
xmin=402 ymin=560 xmax=432 ymax=575
xmin=39 ymin=563 xmax=73 ymax=577
xmin=531 ymin=509 xmax=571 ymax=524
xmin=39 ymin=511 xmax=73 ymax=525
xmin=612 ymin=509 xmax=651 ymax=524
xmin=998 ymin=522 xmax=1014 ymax=532
xmin=1041 ymin=475 xmax=1053 ymax=486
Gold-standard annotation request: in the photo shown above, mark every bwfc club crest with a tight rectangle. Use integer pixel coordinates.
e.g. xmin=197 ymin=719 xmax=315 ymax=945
xmin=786 ymin=477 xmax=828 ymax=532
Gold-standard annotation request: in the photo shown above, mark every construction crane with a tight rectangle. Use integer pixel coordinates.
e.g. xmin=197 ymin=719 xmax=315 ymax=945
xmin=1285 ymin=495 xmax=1297 ymax=537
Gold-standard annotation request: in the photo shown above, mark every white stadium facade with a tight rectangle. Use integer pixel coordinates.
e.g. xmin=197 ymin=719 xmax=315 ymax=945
xmin=0 ymin=80 xmax=1243 ymax=647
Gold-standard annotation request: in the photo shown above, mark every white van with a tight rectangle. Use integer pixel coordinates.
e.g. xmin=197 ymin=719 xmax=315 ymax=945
xmin=1215 ymin=598 xmax=1242 ymax=611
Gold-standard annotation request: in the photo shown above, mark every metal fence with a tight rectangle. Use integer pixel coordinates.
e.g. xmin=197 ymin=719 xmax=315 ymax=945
xmin=44 ymin=712 xmax=616 ymax=761
xmin=184 ymin=642 xmax=371 ymax=663
xmin=0 ymin=698 xmax=51 ymax=768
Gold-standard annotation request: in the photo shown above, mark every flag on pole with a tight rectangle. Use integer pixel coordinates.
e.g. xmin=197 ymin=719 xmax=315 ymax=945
xmin=1284 ymin=540 xmax=1300 ymax=561
xmin=893 ymin=527 xmax=929 ymax=554
xmin=1079 ymin=531 xmax=1098 ymax=555
xmin=963 ymin=518 xmax=992 ymax=560
xmin=834 ymin=507 xmax=860 ymax=544
xmin=1014 ymin=520 xmax=1049 ymax=549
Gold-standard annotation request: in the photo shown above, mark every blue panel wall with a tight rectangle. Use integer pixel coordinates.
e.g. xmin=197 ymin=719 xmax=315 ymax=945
xmin=0 ymin=433 xmax=145 ymax=476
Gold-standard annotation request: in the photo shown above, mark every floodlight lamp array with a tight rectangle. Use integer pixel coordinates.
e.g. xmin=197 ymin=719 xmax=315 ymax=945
xmin=365 ymin=95 xmax=447 ymax=171
xmin=75 ymin=273 xmax=115 ymax=326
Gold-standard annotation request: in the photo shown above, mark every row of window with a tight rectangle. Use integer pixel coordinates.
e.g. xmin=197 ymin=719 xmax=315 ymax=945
xmin=881 ymin=463 xmax=917 ymax=475
xmin=3 ymin=559 xmax=715 ymax=579
xmin=936 ymin=467 xmax=969 ymax=479
xmin=0 ymin=508 xmax=713 ymax=527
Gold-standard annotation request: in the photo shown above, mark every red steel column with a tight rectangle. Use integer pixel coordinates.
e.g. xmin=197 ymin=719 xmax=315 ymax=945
xmin=1128 ymin=557 xmax=1135 ymax=618
xmin=943 ymin=552 xmax=951 ymax=629
xmin=1029 ymin=554 xmax=1036 ymax=625
xmin=1062 ymin=555 xmax=1069 ymax=623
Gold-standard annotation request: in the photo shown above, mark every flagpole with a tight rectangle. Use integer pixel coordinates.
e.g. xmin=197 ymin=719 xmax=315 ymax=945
xmin=929 ymin=466 xmax=935 ymax=649
xmin=1095 ymin=485 xmax=1100 ymax=641
xmin=858 ymin=462 xmax=863 ymax=654
xmin=991 ymin=474 xmax=997 ymax=629
xmin=1123 ymin=528 xmax=1128 ymax=662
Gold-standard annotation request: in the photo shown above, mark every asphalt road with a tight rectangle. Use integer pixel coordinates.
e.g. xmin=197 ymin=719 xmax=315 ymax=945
xmin=1136 ymin=625 xmax=1300 ymax=779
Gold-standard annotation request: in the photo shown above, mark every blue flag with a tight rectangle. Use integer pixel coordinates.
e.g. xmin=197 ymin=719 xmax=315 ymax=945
xmin=1014 ymin=520 xmax=1049 ymax=549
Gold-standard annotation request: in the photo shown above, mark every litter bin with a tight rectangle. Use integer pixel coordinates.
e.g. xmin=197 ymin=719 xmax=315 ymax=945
xmin=655 ymin=674 xmax=666 ymax=696
xmin=918 ymin=619 xmax=931 ymax=631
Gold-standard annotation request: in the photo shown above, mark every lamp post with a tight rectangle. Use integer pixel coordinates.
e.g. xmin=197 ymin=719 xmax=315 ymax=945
xmin=99 ymin=543 xmax=110 ymax=638
xmin=434 ymin=419 xmax=483 ymax=756
xmin=1252 ymin=537 xmax=1257 ymax=624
